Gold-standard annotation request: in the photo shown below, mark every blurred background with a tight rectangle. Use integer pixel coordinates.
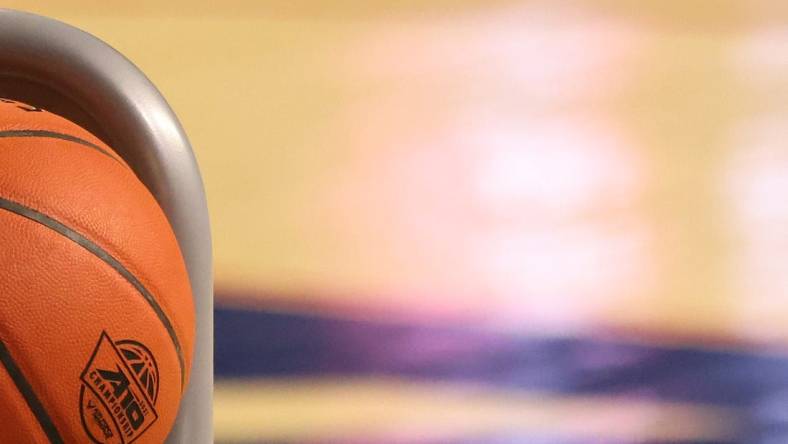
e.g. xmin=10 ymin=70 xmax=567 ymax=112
xmin=11 ymin=1 xmax=788 ymax=443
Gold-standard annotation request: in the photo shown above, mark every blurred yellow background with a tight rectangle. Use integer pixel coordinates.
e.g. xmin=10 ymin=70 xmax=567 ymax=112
xmin=8 ymin=1 xmax=788 ymax=443
xmin=13 ymin=0 xmax=787 ymax=339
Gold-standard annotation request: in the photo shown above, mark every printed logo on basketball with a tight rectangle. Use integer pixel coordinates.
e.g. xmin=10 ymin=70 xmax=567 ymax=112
xmin=80 ymin=332 xmax=159 ymax=444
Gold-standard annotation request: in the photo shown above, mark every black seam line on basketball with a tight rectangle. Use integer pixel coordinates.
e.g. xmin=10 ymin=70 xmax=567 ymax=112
xmin=0 ymin=340 xmax=65 ymax=444
xmin=0 ymin=130 xmax=125 ymax=166
xmin=0 ymin=197 xmax=186 ymax=390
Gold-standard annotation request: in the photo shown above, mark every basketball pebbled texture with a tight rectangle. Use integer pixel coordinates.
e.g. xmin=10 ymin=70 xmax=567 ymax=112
xmin=0 ymin=99 xmax=195 ymax=443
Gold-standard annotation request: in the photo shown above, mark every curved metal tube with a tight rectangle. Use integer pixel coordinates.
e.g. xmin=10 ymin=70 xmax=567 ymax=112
xmin=0 ymin=9 xmax=213 ymax=443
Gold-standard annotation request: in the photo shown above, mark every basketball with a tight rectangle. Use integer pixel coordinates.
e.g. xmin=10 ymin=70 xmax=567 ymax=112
xmin=0 ymin=99 xmax=194 ymax=443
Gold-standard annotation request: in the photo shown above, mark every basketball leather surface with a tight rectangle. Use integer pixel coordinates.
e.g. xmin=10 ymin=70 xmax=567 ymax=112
xmin=0 ymin=99 xmax=194 ymax=444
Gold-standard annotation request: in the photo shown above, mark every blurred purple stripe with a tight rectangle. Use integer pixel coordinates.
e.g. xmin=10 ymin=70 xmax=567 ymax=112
xmin=216 ymin=438 xmax=739 ymax=444
xmin=214 ymin=303 xmax=788 ymax=442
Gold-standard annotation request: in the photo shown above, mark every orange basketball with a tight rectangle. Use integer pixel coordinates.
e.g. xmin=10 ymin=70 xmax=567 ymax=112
xmin=0 ymin=99 xmax=195 ymax=443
